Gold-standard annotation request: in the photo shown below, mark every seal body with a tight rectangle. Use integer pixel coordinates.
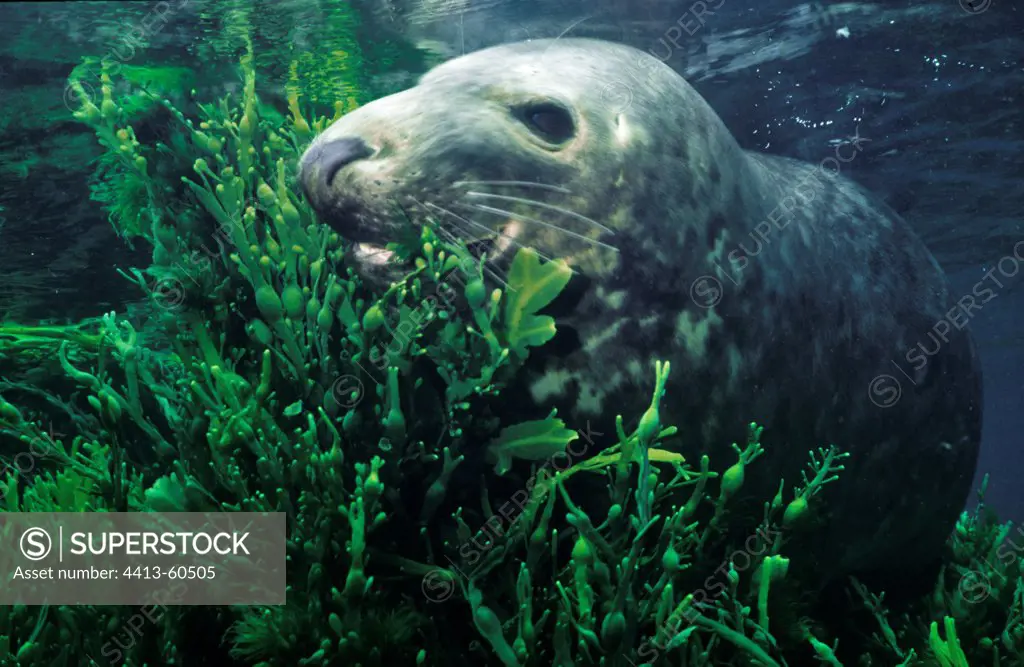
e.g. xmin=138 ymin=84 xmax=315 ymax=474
xmin=299 ymin=38 xmax=982 ymax=580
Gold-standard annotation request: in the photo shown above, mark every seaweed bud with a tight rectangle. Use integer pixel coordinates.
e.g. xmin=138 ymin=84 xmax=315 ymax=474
xmin=255 ymin=285 xmax=284 ymax=323
xmin=363 ymin=305 xmax=386 ymax=333
xmin=783 ymin=496 xmax=808 ymax=528
xmin=662 ymin=546 xmax=680 ymax=573
xmin=256 ymin=182 xmax=276 ymax=209
xmin=571 ymin=535 xmax=592 ymax=565
xmin=465 ymin=280 xmax=487 ymax=310
xmin=601 ymin=611 xmax=626 ymax=649
xmin=281 ymin=285 xmax=305 ymax=320
xmin=720 ymin=462 xmax=744 ymax=499
xmin=0 ymin=401 xmax=22 ymax=423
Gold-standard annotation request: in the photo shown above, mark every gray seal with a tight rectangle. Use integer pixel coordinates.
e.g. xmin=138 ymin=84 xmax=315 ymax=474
xmin=299 ymin=38 xmax=982 ymax=581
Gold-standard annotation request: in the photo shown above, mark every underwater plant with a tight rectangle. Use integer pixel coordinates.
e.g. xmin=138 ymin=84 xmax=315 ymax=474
xmin=0 ymin=9 xmax=1022 ymax=667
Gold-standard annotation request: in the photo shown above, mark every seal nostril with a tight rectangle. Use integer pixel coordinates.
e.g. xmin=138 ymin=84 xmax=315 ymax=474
xmin=317 ymin=137 xmax=374 ymax=186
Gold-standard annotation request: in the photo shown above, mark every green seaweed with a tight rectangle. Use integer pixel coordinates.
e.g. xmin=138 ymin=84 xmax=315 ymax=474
xmin=502 ymin=248 xmax=574 ymax=359
xmin=0 ymin=6 xmax=1020 ymax=667
xmin=486 ymin=413 xmax=580 ymax=475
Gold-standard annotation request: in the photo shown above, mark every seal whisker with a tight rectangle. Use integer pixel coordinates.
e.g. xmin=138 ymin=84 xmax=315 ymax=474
xmin=463 ymin=192 xmax=616 ymax=235
xmin=425 ymin=201 xmax=564 ymax=268
xmin=431 ymin=216 xmax=488 ymax=252
xmin=428 ymin=213 xmax=515 ymax=292
xmin=415 ymin=199 xmax=492 ymax=247
xmin=543 ymin=15 xmax=592 ymax=53
xmin=426 ymin=211 xmax=521 ymax=292
xmin=457 ymin=202 xmax=620 ymax=253
xmin=421 ymin=202 xmax=494 ymax=244
xmin=455 ymin=180 xmax=573 ymax=194
xmin=411 ymin=197 xmax=507 ymax=277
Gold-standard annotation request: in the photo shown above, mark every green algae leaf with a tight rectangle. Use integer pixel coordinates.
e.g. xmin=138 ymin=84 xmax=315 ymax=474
xmin=120 ymin=65 xmax=194 ymax=96
xmin=486 ymin=415 xmax=579 ymax=476
xmin=577 ymin=447 xmax=685 ymax=473
xmin=283 ymin=400 xmax=303 ymax=417
xmin=502 ymin=248 xmax=572 ymax=358
xmin=144 ymin=475 xmax=188 ymax=512
xmin=338 ymin=295 xmax=360 ymax=330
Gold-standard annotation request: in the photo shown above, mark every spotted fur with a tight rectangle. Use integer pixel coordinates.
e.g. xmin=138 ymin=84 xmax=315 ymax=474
xmin=300 ymin=39 xmax=982 ymax=582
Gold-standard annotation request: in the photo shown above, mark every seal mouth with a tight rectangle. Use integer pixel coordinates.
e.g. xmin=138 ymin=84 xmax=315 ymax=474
xmin=340 ymin=219 xmax=503 ymax=290
xmin=350 ymin=242 xmax=397 ymax=267
xmin=348 ymin=234 xmax=498 ymax=268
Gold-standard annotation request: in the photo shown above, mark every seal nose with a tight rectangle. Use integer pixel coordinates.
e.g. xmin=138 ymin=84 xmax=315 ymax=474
xmin=302 ymin=137 xmax=373 ymax=189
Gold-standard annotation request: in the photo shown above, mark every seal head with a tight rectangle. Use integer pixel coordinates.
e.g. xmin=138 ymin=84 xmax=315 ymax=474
xmin=299 ymin=39 xmax=754 ymax=292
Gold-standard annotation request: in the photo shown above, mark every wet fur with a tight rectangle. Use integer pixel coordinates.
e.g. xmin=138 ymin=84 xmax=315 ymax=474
xmin=300 ymin=39 xmax=982 ymax=581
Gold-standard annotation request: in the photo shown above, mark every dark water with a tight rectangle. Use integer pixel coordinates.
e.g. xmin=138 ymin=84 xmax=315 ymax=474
xmin=0 ymin=1 xmax=1022 ymax=665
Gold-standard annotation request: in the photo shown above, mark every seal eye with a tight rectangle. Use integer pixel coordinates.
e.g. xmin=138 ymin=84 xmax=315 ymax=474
xmin=519 ymin=103 xmax=575 ymax=143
